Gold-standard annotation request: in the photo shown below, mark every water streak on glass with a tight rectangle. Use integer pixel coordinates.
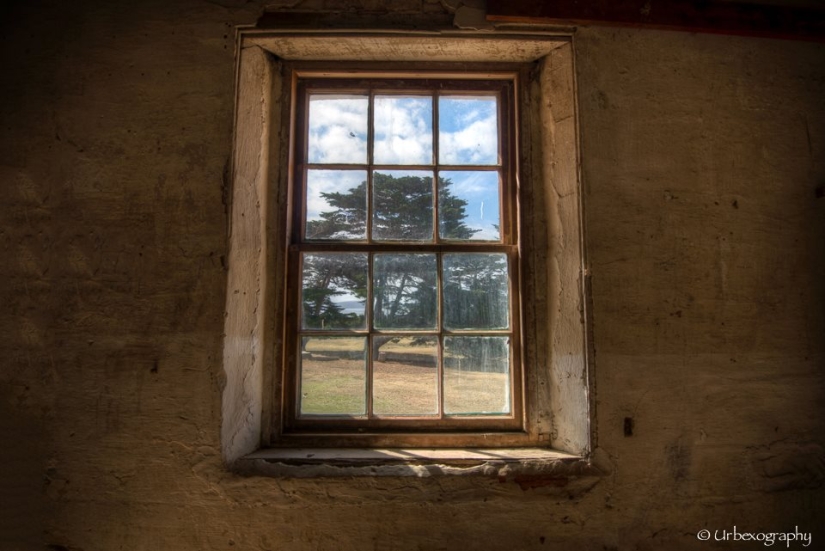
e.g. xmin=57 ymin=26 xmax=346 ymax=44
xmin=438 ymin=171 xmax=500 ymax=241
xmin=442 ymin=253 xmax=510 ymax=330
xmin=443 ymin=336 xmax=510 ymax=415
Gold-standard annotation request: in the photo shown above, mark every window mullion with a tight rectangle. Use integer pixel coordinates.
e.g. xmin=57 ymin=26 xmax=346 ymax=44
xmin=436 ymin=252 xmax=445 ymax=420
xmin=433 ymin=89 xmax=445 ymax=420
xmin=366 ymin=89 xmax=376 ymax=245
xmin=433 ymin=90 xmax=440 ymax=246
xmin=366 ymin=253 xmax=375 ymax=419
xmin=366 ymin=89 xmax=376 ymax=418
xmin=298 ymin=85 xmax=311 ymax=244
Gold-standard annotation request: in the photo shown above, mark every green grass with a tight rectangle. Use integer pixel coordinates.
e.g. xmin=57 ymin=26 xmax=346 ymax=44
xmin=299 ymin=355 xmax=510 ymax=416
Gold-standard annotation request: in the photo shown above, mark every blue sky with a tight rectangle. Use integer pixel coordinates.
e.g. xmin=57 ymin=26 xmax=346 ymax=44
xmin=306 ymin=92 xmax=501 ymax=242
xmin=440 ymin=170 xmax=500 ymax=240
xmin=438 ymin=95 xmax=499 ymax=165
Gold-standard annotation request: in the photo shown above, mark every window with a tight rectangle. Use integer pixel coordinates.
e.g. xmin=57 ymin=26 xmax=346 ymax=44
xmin=281 ymin=74 xmax=522 ymax=445
xmin=223 ymin=34 xmax=590 ymax=469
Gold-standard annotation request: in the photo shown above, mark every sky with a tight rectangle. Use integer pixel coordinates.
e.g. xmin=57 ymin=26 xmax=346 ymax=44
xmin=305 ymin=169 xmax=367 ymax=239
xmin=306 ymin=92 xmax=502 ymax=241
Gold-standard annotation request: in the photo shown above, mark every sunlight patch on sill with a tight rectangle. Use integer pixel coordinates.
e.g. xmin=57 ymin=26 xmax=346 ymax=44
xmin=233 ymin=447 xmax=601 ymax=479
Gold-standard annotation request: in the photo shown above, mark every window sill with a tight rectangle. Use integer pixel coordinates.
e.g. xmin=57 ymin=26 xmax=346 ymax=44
xmin=232 ymin=447 xmax=601 ymax=479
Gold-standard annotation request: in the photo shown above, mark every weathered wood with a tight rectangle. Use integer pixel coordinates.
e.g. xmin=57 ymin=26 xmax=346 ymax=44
xmin=536 ymin=44 xmax=590 ymax=456
xmin=487 ymin=0 xmax=825 ymax=42
xmin=245 ymin=446 xmax=580 ymax=462
xmin=238 ymin=447 xmax=600 ymax=479
xmin=221 ymin=46 xmax=275 ymax=463
xmin=246 ymin=34 xmax=567 ymax=62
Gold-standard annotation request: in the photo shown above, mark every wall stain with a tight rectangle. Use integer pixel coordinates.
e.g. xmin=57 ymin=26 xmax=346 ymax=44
xmin=666 ymin=441 xmax=691 ymax=482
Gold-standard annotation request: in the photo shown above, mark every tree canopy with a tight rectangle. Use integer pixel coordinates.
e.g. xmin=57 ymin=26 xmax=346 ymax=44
xmin=306 ymin=173 xmax=479 ymax=241
xmin=302 ymin=173 xmax=507 ymax=342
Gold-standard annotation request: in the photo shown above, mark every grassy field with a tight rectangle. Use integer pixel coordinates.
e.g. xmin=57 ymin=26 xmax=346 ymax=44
xmin=299 ymin=337 xmax=510 ymax=416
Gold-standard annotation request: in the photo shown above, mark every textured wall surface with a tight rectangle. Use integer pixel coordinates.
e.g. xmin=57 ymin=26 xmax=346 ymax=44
xmin=2 ymin=1 xmax=824 ymax=550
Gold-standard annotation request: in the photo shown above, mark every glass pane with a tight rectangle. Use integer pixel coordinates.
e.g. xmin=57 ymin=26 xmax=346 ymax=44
xmin=373 ymin=170 xmax=434 ymax=241
xmin=305 ymin=170 xmax=367 ymax=240
xmin=374 ymin=95 xmax=433 ymax=165
xmin=438 ymin=95 xmax=498 ymax=166
xmin=301 ymin=253 xmax=367 ymax=330
xmin=443 ymin=253 xmax=509 ymax=330
xmin=373 ymin=254 xmax=437 ymax=330
xmin=373 ymin=336 xmax=438 ymax=415
xmin=438 ymin=171 xmax=500 ymax=241
xmin=299 ymin=337 xmax=366 ymax=415
xmin=308 ymin=95 xmax=368 ymax=164
xmin=444 ymin=337 xmax=510 ymax=415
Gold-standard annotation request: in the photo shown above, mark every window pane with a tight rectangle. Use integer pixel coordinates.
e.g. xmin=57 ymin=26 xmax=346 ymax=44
xmin=374 ymin=95 xmax=433 ymax=165
xmin=439 ymin=171 xmax=500 ymax=241
xmin=443 ymin=253 xmax=509 ymax=330
xmin=373 ymin=254 xmax=437 ymax=330
xmin=300 ymin=337 xmax=366 ymax=415
xmin=373 ymin=336 xmax=438 ymax=415
xmin=308 ymin=95 xmax=368 ymax=164
xmin=373 ymin=170 xmax=434 ymax=241
xmin=301 ymin=252 xmax=367 ymax=330
xmin=305 ymin=170 xmax=367 ymax=240
xmin=438 ymin=95 xmax=498 ymax=166
xmin=443 ymin=337 xmax=510 ymax=415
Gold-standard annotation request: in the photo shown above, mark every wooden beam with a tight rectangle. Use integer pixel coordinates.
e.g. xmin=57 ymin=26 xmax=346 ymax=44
xmin=486 ymin=0 xmax=825 ymax=42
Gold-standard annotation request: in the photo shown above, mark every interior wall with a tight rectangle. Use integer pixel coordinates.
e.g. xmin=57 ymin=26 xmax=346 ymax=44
xmin=2 ymin=1 xmax=824 ymax=550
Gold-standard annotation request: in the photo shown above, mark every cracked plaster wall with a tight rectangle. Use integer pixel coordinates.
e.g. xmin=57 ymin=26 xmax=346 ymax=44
xmin=2 ymin=1 xmax=824 ymax=550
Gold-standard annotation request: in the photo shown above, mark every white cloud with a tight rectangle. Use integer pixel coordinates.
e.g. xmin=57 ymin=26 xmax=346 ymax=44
xmin=444 ymin=170 xmax=496 ymax=195
xmin=308 ymin=97 xmax=368 ymax=164
xmin=471 ymin=225 xmax=500 ymax=240
xmin=439 ymin=114 xmax=498 ymax=165
xmin=374 ymin=96 xmax=433 ymax=165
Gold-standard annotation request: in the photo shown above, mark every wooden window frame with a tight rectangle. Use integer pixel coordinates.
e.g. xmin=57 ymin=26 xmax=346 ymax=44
xmin=222 ymin=34 xmax=591 ymax=468
xmin=274 ymin=65 xmax=536 ymax=449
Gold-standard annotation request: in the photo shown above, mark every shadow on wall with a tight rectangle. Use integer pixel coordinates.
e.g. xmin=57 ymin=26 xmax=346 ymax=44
xmin=0 ymin=386 xmax=47 ymax=551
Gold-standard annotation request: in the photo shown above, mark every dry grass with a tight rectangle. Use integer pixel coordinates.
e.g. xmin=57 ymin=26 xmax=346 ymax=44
xmin=300 ymin=339 xmax=509 ymax=416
